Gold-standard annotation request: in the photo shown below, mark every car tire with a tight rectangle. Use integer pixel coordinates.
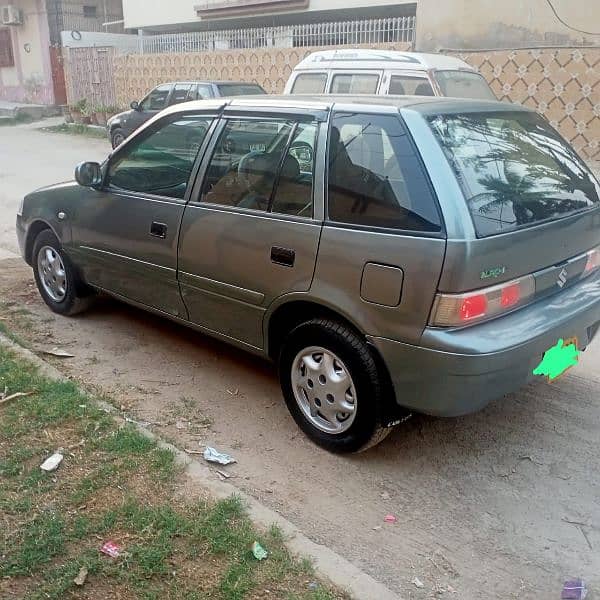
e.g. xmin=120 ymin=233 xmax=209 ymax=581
xmin=278 ymin=318 xmax=392 ymax=453
xmin=110 ymin=128 xmax=125 ymax=149
xmin=32 ymin=229 xmax=93 ymax=316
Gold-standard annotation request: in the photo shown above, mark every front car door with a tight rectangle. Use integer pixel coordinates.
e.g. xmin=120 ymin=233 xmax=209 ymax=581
xmin=70 ymin=109 xmax=220 ymax=318
xmin=178 ymin=107 xmax=326 ymax=350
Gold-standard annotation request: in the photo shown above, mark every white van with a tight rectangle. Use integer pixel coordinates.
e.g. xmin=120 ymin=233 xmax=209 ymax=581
xmin=284 ymin=49 xmax=496 ymax=100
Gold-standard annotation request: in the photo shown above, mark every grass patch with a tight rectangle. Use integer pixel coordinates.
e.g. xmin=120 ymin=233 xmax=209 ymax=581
xmin=40 ymin=123 xmax=108 ymax=140
xmin=0 ymin=343 xmax=345 ymax=600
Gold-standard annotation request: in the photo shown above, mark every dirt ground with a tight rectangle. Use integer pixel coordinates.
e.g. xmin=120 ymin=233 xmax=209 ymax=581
xmin=1 ymin=124 xmax=599 ymax=600
xmin=1 ymin=256 xmax=599 ymax=600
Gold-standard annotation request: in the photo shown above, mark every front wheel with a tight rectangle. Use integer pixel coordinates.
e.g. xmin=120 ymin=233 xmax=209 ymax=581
xmin=110 ymin=128 xmax=125 ymax=149
xmin=279 ymin=319 xmax=392 ymax=453
xmin=32 ymin=230 xmax=93 ymax=316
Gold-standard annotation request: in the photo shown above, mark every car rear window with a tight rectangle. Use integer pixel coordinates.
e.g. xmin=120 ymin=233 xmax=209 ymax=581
xmin=216 ymin=83 xmax=266 ymax=96
xmin=429 ymin=111 xmax=600 ymax=237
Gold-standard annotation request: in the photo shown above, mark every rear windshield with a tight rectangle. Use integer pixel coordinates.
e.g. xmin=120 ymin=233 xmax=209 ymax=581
xmin=216 ymin=84 xmax=266 ymax=96
xmin=429 ymin=111 xmax=600 ymax=237
xmin=433 ymin=71 xmax=496 ymax=100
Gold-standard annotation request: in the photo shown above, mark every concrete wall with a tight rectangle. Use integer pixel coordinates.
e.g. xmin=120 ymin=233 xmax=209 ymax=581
xmin=0 ymin=0 xmax=54 ymax=104
xmin=123 ymin=0 xmax=412 ymax=31
xmin=416 ymin=0 xmax=600 ymax=50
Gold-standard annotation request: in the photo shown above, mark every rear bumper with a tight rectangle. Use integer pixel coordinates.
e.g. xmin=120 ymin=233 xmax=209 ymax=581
xmin=369 ymin=270 xmax=600 ymax=417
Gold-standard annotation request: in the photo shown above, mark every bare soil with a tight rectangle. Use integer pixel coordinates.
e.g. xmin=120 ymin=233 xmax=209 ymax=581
xmin=1 ymin=256 xmax=599 ymax=600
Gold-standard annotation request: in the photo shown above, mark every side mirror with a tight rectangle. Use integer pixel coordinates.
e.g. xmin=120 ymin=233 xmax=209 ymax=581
xmin=75 ymin=162 xmax=102 ymax=188
xmin=130 ymin=100 xmax=140 ymax=111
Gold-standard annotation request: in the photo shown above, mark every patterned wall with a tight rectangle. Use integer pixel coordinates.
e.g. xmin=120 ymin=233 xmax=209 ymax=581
xmin=112 ymin=42 xmax=410 ymax=103
xmin=453 ymin=47 xmax=599 ymax=161
xmin=98 ymin=44 xmax=599 ymax=162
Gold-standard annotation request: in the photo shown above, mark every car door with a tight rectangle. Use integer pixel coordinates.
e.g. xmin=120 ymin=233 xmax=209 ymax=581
xmin=125 ymin=83 xmax=173 ymax=136
xmin=70 ymin=109 xmax=220 ymax=318
xmin=178 ymin=108 xmax=326 ymax=349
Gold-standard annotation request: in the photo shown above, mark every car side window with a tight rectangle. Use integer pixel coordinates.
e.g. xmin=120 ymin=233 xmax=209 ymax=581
xmin=140 ymin=84 xmax=172 ymax=111
xmin=107 ymin=114 xmax=213 ymax=200
xmin=327 ymin=112 xmax=442 ymax=232
xmin=200 ymin=118 xmax=295 ymax=212
xmin=389 ymin=75 xmax=434 ymax=96
xmin=330 ymin=74 xmax=379 ymax=94
xmin=270 ymin=122 xmax=318 ymax=217
xmin=170 ymin=83 xmax=193 ymax=105
xmin=196 ymin=84 xmax=213 ymax=99
xmin=291 ymin=73 xmax=327 ymax=94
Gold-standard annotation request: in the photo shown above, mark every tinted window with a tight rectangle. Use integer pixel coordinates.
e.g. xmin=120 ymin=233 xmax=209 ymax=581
xmin=271 ymin=122 xmax=318 ymax=217
xmin=429 ymin=111 xmax=600 ymax=237
xmin=108 ymin=115 xmax=212 ymax=199
xmin=216 ymin=83 xmax=266 ymax=96
xmin=389 ymin=75 xmax=434 ymax=96
xmin=327 ymin=112 xmax=441 ymax=232
xmin=201 ymin=119 xmax=294 ymax=211
xmin=330 ymin=74 xmax=379 ymax=94
xmin=433 ymin=71 xmax=495 ymax=100
xmin=291 ymin=73 xmax=327 ymax=94
xmin=140 ymin=84 xmax=171 ymax=111
xmin=170 ymin=83 xmax=193 ymax=105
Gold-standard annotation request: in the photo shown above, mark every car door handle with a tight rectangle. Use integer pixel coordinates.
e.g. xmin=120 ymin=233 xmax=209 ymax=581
xmin=271 ymin=246 xmax=295 ymax=267
xmin=150 ymin=222 xmax=167 ymax=239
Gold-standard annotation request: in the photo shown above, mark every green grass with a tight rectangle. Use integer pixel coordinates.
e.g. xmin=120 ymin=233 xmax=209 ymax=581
xmin=40 ymin=123 xmax=108 ymax=140
xmin=0 ymin=343 xmax=344 ymax=600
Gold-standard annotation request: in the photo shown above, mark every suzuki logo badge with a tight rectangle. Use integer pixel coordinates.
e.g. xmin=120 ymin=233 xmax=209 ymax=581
xmin=557 ymin=267 xmax=568 ymax=288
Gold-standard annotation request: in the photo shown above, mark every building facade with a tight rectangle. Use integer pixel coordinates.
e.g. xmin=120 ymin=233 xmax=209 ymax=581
xmin=0 ymin=0 xmax=123 ymax=104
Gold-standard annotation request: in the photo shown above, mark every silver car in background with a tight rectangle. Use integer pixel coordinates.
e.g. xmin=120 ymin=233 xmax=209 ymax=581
xmin=17 ymin=95 xmax=600 ymax=452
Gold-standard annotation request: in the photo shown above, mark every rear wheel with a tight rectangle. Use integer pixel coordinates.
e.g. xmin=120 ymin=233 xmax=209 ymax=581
xmin=32 ymin=229 xmax=93 ymax=316
xmin=279 ymin=319 xmax=392 ymax=453
xmin=111 ymin=128 xmax=125 ymax=149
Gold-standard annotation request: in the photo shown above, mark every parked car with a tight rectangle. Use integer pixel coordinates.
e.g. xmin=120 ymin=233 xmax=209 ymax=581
xmin=284 ymin=49 xmax=496 ymax=100
xmin=107 ymin=80 xmax=266 ymax=148
xmin=17 ymin=95 xmax=600 ymax=453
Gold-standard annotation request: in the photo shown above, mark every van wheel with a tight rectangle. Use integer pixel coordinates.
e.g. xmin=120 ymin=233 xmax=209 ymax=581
xmin=32 ymin=230 xmax=93 ymax=316
xmin=111 ymin=128 xmax=125 ymax=148
xmin=279 ymin=319 xmax=392 ymax=453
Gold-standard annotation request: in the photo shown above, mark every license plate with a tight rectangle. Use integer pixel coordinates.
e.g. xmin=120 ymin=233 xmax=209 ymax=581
xmin=533 ymin=337 xmax=580 ymax=381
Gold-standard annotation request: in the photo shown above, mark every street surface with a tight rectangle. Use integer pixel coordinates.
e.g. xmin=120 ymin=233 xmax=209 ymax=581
xmin=1 ymin=122 xmax=599 ymax=599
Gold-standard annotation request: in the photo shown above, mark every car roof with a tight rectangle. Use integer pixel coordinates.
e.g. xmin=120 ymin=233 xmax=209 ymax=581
xmin=161 ymin=94 xmax=532 ymax=117
xmin=162 ymin=81 xmax=265 ymax=86
xmin=292 ymin=49 xmax=476 ymax=72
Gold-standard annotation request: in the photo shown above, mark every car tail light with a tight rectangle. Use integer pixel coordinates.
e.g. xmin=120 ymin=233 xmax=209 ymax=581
xmin=430 ymin=275 xmax=535 ymax=327
xmin=584 ymin=246 xmax=600 ymax=275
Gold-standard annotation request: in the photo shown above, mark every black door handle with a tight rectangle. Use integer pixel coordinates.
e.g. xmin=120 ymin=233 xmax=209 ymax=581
xmin=271 ymin=246 xmax=295 ymax=267
xmin=150 ymin=222 xmax=167 ymax=239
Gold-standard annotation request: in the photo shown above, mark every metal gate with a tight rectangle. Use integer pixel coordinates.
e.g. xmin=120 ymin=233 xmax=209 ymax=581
xmin=63 ymin=46 xmax=117 ymax=106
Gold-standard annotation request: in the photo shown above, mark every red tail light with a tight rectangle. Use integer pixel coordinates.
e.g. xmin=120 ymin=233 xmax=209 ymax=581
xmin=430 ymin=275 xmax=535 ymax=327
xmin=584 ymin=246 xmax=600 ymax=275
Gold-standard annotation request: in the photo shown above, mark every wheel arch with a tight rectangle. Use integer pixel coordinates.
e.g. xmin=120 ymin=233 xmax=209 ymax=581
xmin=24 ymin=220 xmax=58 ymax=266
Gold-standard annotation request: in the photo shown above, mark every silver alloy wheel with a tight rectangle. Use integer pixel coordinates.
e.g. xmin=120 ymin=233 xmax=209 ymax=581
xmin=37 ymin=245 xmax=67 ymax=302
xmin=291 ymin=346 xmax=357 ymax=434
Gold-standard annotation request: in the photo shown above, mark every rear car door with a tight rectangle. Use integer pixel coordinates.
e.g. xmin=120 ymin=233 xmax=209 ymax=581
xmin=178 ymin=107 xmax=326 ymax=349
xmin=312 ymin=108 xmax=447 ymax=344
xmin=70 ymin=109 xmax=220 ymax=317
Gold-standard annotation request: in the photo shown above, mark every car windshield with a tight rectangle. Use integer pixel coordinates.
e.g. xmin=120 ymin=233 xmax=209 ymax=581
xmin=429 ymin=110 xmax=600 ymax=237
xmin=216 ymin=83 xmax=266 ymax=96
xmin=433 ymin=71 xmax=496 ymax=100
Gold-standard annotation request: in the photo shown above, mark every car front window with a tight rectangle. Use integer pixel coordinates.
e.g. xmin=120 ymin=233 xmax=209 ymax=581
xmin=140 ymin=84 xmax=172 ymax=111
xmin=107 ymin=114 xmax=213 ymax=199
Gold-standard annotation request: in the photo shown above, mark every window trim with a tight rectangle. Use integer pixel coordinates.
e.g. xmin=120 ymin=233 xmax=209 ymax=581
xmin=103 ymin=111 xmax=221 ymax=203
xmin=189 ymin=115 xmax=320 ymax=222
xmin=324 ymin=110 xmax=446 ymax=238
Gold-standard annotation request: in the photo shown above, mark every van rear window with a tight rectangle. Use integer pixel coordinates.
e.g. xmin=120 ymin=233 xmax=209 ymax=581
xmin=429 ymin=111 xmax=600 ymax=237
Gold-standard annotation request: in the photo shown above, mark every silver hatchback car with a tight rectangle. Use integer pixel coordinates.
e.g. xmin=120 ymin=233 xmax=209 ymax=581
xmin=16 ymin=96 xmax=600 ymax=452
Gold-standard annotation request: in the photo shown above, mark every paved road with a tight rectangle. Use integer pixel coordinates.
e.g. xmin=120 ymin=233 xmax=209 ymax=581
xmin=1 ymin=123 xmax=599 ymax=600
